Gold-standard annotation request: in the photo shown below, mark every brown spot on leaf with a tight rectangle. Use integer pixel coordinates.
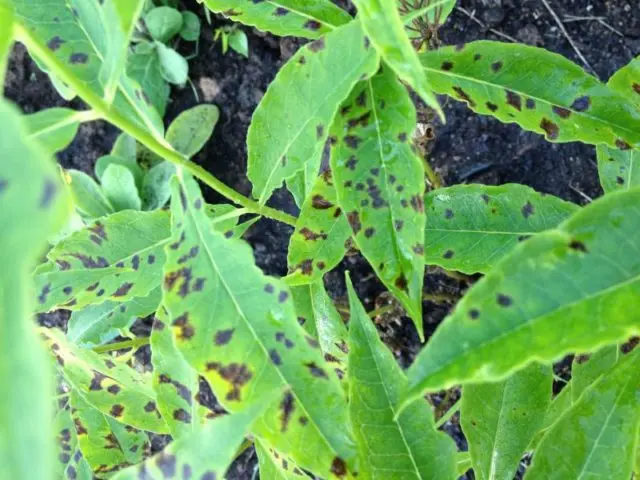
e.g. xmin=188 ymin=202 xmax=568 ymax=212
xmin=486 ymin=102 xmax=498 ymax=112
xmin=506 ymin=90 xmax=522 ymax=111
xmin=274 ymin=7 xmax=289 ymax=15
xmin=364 ymin=227 xmax=375 ymax=238
xmin=280 ymin=392 xmax=294 ymax=432
xmin=540 ymin=118 xmax=559 ymax=140
xmin=410 ymin=195 xmax=424 ymax=213
xmin=343 ymin=135 xmax=361 ymax=149
xmin=469 ymin=309 xmax=480 ymax=320
xmin=312 ymin=195 xmax=333 ymax=209
xmin=309 ymin=38 xmax=325 ymax=52
xmin=569 ymin=239 xmax=588 ymax=253
xmin=110 ymin=404 xmax=124 ymax=417
xmin=331 ymin=457 xmax=347 ymax=478
xmin=305 ymin=362 xmax=328 ymax=378
xmin=453 ymin=86 xmax=476 ymax=107
xmin=214 ymin=329 xmax=234 ymax=346
xmin=304 ymin=20 xmax=321 ymax=30
xmin=571 ymin=96 xmax=590 ymax=112
xmin=526 ymin=98 xmax=536 ymax=109
xmin=521 ymin=201 xmax=534 ymax=218
xmin=444 ymin=208 xmax=454 ymax=219
xmin=269 ymin=349 xmax=282 ymax=365
xmin=173 ymin=409 xmax=191 ymax=423
xmin=491 ymin=61 xmax=503 ymax=72
xmin=497 ymin=293 xmax=513 ymax=307
xmin=155 ymin=452 xmax=177 ymax=477
xmin=47 ymin=36 xmax=65 ymax=50
xmin=107 ymin=385 xmax=120 ymax=395
xmin=552 ymin=106 xmax=572 ymax=118
xmin=112 ymin=282 xmax=133 ymax=298
xmin=347 ymin=111 xmax=371 ymax=130
xmin=616 ymin=139 xmax=631 ymax=150
xmin=347 ymin=211 xmax=361 ymax=234
xmin=69 ymin=53 xmax=88 ymax=64
xmin=205 ymin=362 xmax=253 ymax=401
xmin=395 ymin=274 xmax=408 ymax=292
xmin=441 ymin=61 xmax=453 ymax=71
xmin=443 ymin=249 xmax=454 ymax=259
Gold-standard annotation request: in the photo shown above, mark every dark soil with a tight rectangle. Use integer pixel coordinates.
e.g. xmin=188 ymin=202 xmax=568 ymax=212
xmin=6 ymin=0 xmax=638 ymax=478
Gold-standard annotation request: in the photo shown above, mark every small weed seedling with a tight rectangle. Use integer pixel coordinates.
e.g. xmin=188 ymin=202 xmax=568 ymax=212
xmin=0 ymin=0 xmax=639 ymax=479
xmin=214 ymin=25 xmax=249 ymax=58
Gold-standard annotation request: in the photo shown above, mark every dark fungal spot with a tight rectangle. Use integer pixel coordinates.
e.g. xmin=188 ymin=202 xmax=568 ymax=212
xmin=343 ymin=135 xmax=361 ymax=149
xmin=486 ymin=102 xmax=498 ymax=112
xmin=214 ymin=329 xmax=234 ymax=346
xmin=491 ymin=61 xmax=503 ymax=72
xmin=112 ymin=282 xmax=133 ymax=298
xmin=0 ymin=178 xmax=8 ymax=196
xmin=370 ymin=168 xmax=380 ymax=177
xmin=453 ymin=86 xmax=476 ymax=107
xmin=40 ymin=180 xmax=57 ymax=209
xmin=144 ymin=401 xmax=157 ymax=413
xmin=298 ymin=55 xmax=306 ymax=65
xmin=481 ymin=194 xmax=490 ymax=204
xmin=355 ymin=182 xmax=364 ymax=191
xmin=474 ymin=53 xmax=482 ymax=61
xmin=304 ymin=19 xmax=321 ymax=30
xmin=205 ymin=362 xmax=253 ymax=401
xmin=569 ymin=239 xmax=588 ymax=253
xmin=148 ymin=255 xmax=155 ymax=264
xmin=632 ymin=83 xmax=640 ymax=95
xmin=155 ymin=452 xmax=177 ymax=478
xmin=506 ymin=91 xmax=522 ymax=111
xmin=444 ymin=208 xmax=454 ymax=219
xmin=264 ymin=284 xmax=275 ymax=294
xmin=131 ymin=255 xmax=140 ymax=271
xmin=316 ymin=124 xmax=325 ymax=139
xmin=331 ymin=457 xmax=348 ymax=478
xmin=347 ymin=211 xmax=361 ymax=234
xmin=110 ymin=404 xmax=124 ymax=417
xmin=340 ymin=105 xmax=351 ymax=116
xmin=201 ymin=472 xmax=216 ymax=480
xmin=274 ymin=7 xmax=289 ymax=15
xmin=571 ymin=95 xmax=590 ymax=112
xmin=300 ymin=227 xmax=327 ymax=241
xmin=48 ymin=36 xmax=65 ymax=51
xmin=469 ymin=309 xmax=480 ymax=320
xmin=497 ymin=293 xmax=513 ymax=307
xmin=63 ymin=286 xmax=72 ymax=295
xmin=616 ymin=176 xmax=625 ymax=185
xmin=194 ymin=198 xmax=202 ymax=210
xmin=309 ymin=38 xmax=325 ymax=52
xmin=410 ymin=195 xmax=424 ymax=213
xmin=616 ymin=139 xmax=631 ymax=150
xmin=347 ymin=111 xmax=372 ymax=130
xmin=173 ymin=409 xmax=191 ymax=423
xmin=521 ymin=201 xmax=534 ymax=218
xmin=312 ymin=194 xmax=333 ymax=209
xmin=394 ymin=220 xmax=404 ymax=232
xmin=89 ymin=371 xmax=107 ymax=391
xmin=269 ymin=349 xmax=282 ymax=365
xmin=38 ymin=283 xmax=51 ymax=305
xmin=395 ymin=274 xmax=408 ymax=292
xmin=356 ymin=90 xmax=367 ymax=107
xmin=278 ymin=291 xmax=289 ymax=303
xmin=443 ymin=249 xmax=454 ymax=259
xmin=398 ymin=132 xmax=408 ymax=142
xmin=413 ymin=244 xmax=424 ymax=255
xmin=305 ymin=362 xmax=328 ymax=378
xmin=345 ymin=156 xmax=358 ymax=170
xmin=69 ymin=52 xmax=89 ymax=64
xmin=389 ymin=175 xmax=396 ymax=184
xmin=97 ymin=289 xmax=105 ymax=297
xmin=107 ymin=385 xmax=120 ymax=395
xmin=364 ymin=227 xmax=375 ymax=238
xmin=280 ymin=392 xmax=294 ymax=432
xmin=552 ymin=106 xmax=572 ymax=118
xmin=526 ymin=98 xmax=536 ymax=109
xmin=518 ymin=235 xmax=531 ymax=242
xmin=364 ymin=36 xmax=371 ymax=49
xmin=441 ymin=61 xmax=453 ymax=71
xmin=306 ymin=336 xmax=320 ymax=349
xmin=540 ymin=118 xmax=559 ymax=140
xmin=344 ymin=180 xmax=353 ymax=188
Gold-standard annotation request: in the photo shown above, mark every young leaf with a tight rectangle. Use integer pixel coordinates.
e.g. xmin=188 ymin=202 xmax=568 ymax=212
xmin=353 ymin=0 xmax=443 ymax=117
xmin=180 ymin=11 xmax=201 ymax=42
xmin=229 ymin=29 xmax=249 ymax=58
xmin=111 ymin=399 xmax=273 ymax=480
xmin=101 ymin=163 xmax=143 ymax=211
xmin=460 ymin=363 xmax=552 ymax=480
xmin=286 ymin=170 xmax=351 ymax=286
xmin=202 ymin=0 xmax=352 ymax=39
xmin=163 ymin=174 xmax=357 ymax=478
xmin=156 ymin=42 xmax=188 ymax=86
xmin=331 ymin=67 xmax=426 ymax=338
xmin=144 ymin=6 xmax=183 ymax=43
xmin=0 ymin=100 xmax=71 ymax=480
xmin=65 ymin=169 xmax=115 ymax=219
xmin=527 ymin=348 xmax=640 ymax=480
xmin=127 ymin=42 xmax=170 ymax=116
xmin=41 ymin=328 xmax=169 ymax=433
xmin=404 ymin=188 xmax=640 ymax=404
xmin=256 ymin=438 xmax=307 ymax=479
xmin=419 ymin=41 xmax=640 ymax=149
xmin=247 ymin=20 xmax=379 ymax=204
xmin=24 ymin=107 xmax=84 ymax=154
xmin=95 ymin=154 xmax=144 ymax=190
xmin=346 ymin=275 xmax=457 ymax=479
xmin=165 ymin=104 xmax=220 ymax=158
xmin=53 ymin=407 xmax=93 ymax=480
xmin=111 ymin=133 xmax=137 ymax=161
xmin=596 ymin=146 xmax=640 ymax=193
xmin=34 ymin=210 xmax=170 ymax=312
xmin=424 ymin=184 xmax=579 ymax=274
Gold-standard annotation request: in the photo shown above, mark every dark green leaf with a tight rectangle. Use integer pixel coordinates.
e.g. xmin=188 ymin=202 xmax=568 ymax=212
xmin=101 ymin=163 xmax=142 ymax=211
xmin=127 ymin=42 xmax=170 ymax=116
xmin=424 ymin=184 xmax=578 ymax=274
xmin=24 ymin=107 xmax=84 ymax=154
xmin=248 ymin=20 xmax=379 ymax=204
xmin=95 ymin=154 xmax=144 ymax=190
xmin=331 ymin=67 xmax=426 ymax=338
xmin=66 ymin=169 xmax=115 ymax=219
xmin=180 ymin=11 xmax=201 ymax=42
xmin=156 ymin=42 xmax=188 ymax=86
xmin=143 ymin=6 xmax=183 ymax=43
xmin=229 ymin=29 xmax=249 ymax=58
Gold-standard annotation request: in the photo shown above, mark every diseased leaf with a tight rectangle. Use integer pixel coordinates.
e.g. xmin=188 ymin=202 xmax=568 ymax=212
xmin=0 ymin=100 xmax=71 ymax=480
xmin=144 ymin=6 xmax=183 ymax=43
xmin=331 ymin=67 xmax=426 ymax=338
xmin=165 ymin=104 xmax=220 ymax=158
xmin=101 ymin=163 xmax=143 ymax=211
xmin=527 ymin=348 xmax=640 ymax=480
xmin=347 ymin=276 xmax=457 ymax=480
xmin=66 ymin=169 xmax=115 ymax=219
xmin=127 ymin=42 xmax=170 ymax=116
xmin=34 ymin=210 xmax=170 ymax=312
xmin=404 ymin=188 xmax=640 ymax=404
xmin=202 ymin=0 xmax=352 ymax=39
xmin=460 ymin=363 xmax=552 ymax=480
xmin=256 ymin=438 xmax=306 ymax=480
xmin=248 ymin=20 xmax=379 ymax=204
xmin=53 ymin=407 xmax=93 ymax=480
xmin=41 ymin=328 xmax=169 ymax=433
xmin=419 ymin=41 xmax=640 ymax=148
xmin=571 ymin=345 xmax=620 ymax=402
xmin=597 ymin=146 xmax=640 ymax=193
xmin=608 ymin=55 xmax=640 ymax=107
xmin=353 ymin=0 xmax=442 ymax=117
xmin=424 ymin=184 xmax=578 ymax=274
xmin=163 ymin=174 xmax=357 ymax=478
xmin=24 ymin=107 xmax=83 ymax=154
xmin=286 ymin=170 xmax=351 ymax=285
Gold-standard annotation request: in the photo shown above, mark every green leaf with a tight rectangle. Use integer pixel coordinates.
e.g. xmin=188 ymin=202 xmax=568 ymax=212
xmin=419 ymin=41 xmax=640 ymax=149
xmin=24 ymin=107 xmax=84 ymax=154
xmin=597 ymin=146 xmax=640 ymax=193
xmin=127 ymin=42 xmax=170 ymax=116
xmin=256 ymin=438 xmax=307 ymax=479
xmin=144 ymin=6 xmax=183 ymax=43
xmin=331 ymin=67 xmax=426 ymax=338
xmin=34 ymin=210 xmax=170 ymax=312
xmin=527 ymin=348 xmax=640 ymax=480
xmin=67 ymin=287 xmax=161 ymax=347
xmin=247 ymin=19 xmax=379 ymax=204
xmin=202 ymin=0 xmax=352 ymax=39
xmin=460 ymin=364 xmax=552 ymax=480
xmin=608 ymin=55 xmax=640 ymax=107
xmin=346 ymin=275 xmax=457 ymax=479
xmin=286 ymin=170 xmax=351 ymax=285
xmin=141 ymin=161 xmax=176 ymax=210
xmin=165 ymin=104 xmax=220 ymax=158
xmin=112 ymin=400 xmax=273 ymax=480
xmin=41 ymin=328 xmax=169 ymax=433
xmin=0 ymin=100 xmax=71 ymax=480
xmin=66 ymin=169 xmax=115 ymax=219
xmin=101 ymin=163 xmax=143 ymax=211
xmin=163 ymin=174 xmax=357 ymax=478
xmin=404 ymin=188 xmax=640 ymax=404
xmin=400 ymin=0 xmax=456 ymax=41
xmin=156 ymin=41 xmax=188 ymax=86
xmin=53 ymin=407 xmax=93 ymax=480
xmin=179 ymin=11 xmax=201 ymax=42
xmin=424 ymin=184 xmax=579 ymax=274
xmin=353 ymin=0 xmax=442 ymax=117
xmin=229 ymin=29 xmax=249 ymax=58
xmin=70 ymin=391 xmax=148 ymax=476
xmin=0 ymin=7 xmax=13 ymax=92
xmin=571 ymin=345 xmax=620 ymax=402
xmin=111 ymin=133 xmax=137 ymax=162
xmin=95 ymin=154 xmax=144 ymax=190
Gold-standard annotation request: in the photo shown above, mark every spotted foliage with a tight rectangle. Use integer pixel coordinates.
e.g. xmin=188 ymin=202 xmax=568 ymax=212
xmin=331 ymin=66 xmax=426 ymax=338
xmin=404 ymin=188 xmax=640 ymax=405
xmin=255 ymin=438 xmax=307 ymax=480
xmin=24 ymin=107 xmax=83 ymax=154
xmin=54 ymin=407 xmax=93 ymax=480
xmin=163 ymin=174 xmax=357 ymax=478
xmin=247 ymin=19 xmax=379 ymax=204
xmin=286 ymin=170 xmax=351 ymax=285
xmin=419 ymin=41 xmax=640 ymax=148
xmin=202 ymin=0 xmax=352 ymax=39
xmin=424 ymin=184 xmax=578 ymax=274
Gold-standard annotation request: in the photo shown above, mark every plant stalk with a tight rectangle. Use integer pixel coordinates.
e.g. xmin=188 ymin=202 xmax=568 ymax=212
xmin=92 ymin=336 xmax=150 ymax=354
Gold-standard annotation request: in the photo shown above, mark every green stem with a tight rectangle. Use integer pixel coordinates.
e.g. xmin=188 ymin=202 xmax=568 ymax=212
xmin=15 ymin=25 xmax=297 ymax=228
xmin=423 ymin=156 xmax=443 ymax=189
xmin=92 ymin=336 xmax=150 ymax=354
xmin=435 ymin=397 xmax=460 ymax=429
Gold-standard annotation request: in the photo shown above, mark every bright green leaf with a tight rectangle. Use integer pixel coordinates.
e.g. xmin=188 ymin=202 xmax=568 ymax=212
xmin=180 ymin=11 xmax=201 ymax=42
xmin=156 ymin=41 xmax=188 ymax=85
xmin=248 ymin=20 xmax=379 ymax=204
xmin=202 ymin=0 xmax=352 ymax=39
xmin=229 ymin=29 xmax=249 ymax=57
xmin=597 ymin=146 xmax=640 ymax=193
xmin=101 ymin=163 xmax=143 ymax=211
xmin=165 ymin=104 xmax=220 ymax=158
xmin=347 ymin=275 xmax=457 ymax=480
xmin=111 ymin=133 xmax=137 ymax=162
xmin=460 ymin=363 xmax=552 ymax=480
xmin=144 ymin=6 xmax=183 ymax=43
xmin=256 ymin=438 xmax=307 ymax=479
xmin=571 ymin=345 xmax=620 ymax=402
xmin=608 ymin=55 xmax=640 ymax=108
xmin=419 ymin=41 xmax=640 ymax=149
xmin=424 ymin=184 xmax=578 ymax=274
xmin=127 ymin=42 xmax=170 ymax=116
xmin=65 ymin=169 xmax=115 ymax=219
xmin=95 ymin=154 xmax=144 ymax=190
xmin=24 ymin=107 xmax=84 ymax=154
xmin=331 ymin=67 xmax=426 ymax=338
xmin=404 ymin=188 xmax=640 ymax=405
xmin=163 ymin=174 xmax=357 ymax=478
xmin=141 ymin=161 xmax=176 ymax=210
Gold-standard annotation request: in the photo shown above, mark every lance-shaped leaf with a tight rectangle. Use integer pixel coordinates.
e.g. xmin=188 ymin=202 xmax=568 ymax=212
xmin=34 ymin=210 xmax=170 ymax=312
xmin=54 ymin=407 xmax=93 ymax=480
xmin=112 ymin=399 xmax=275 ymax=480
xmin=460 ymin=364 xmax=552 ymax=480
xmin=24 ymin=107 xmax=86 ymax=154
xmin=163 ymin=174 xmax=357 ymax=478
xmin=527 ymin=348 xmax=640 ymax=479
xmin=202 ymin=0 xmax=352 ymax=39
xmin=248 ymin=20 xmax=379 ymax=204
xmin=331 ymin=67 xmax=426 ymax=338
xmin=41 ymin=328 xmax=169 ymax=433
xmin=66 ymin=169 xmax=115 ymax=219
xmin=347 ymin=276 xmax=457 ymax=479
xmin=404 ymin=188 xmax=640 ymax=405
xmin=353 ymin=0 xmax=443 ymax=117
xmin=419 ymin=41 xmax=640 ymax=148
xmin=424 ymin=184 xmax=578 ymax=274
xmin=70 ymin=391 xmax=147 ymax=477
xmin=287 ymin=170 xmax=351 ymax=285
xmin=256 ymin=438 xmax=307 ymax=480
xmin=0 ymin=7 xmax=12 ymax=91
xmin=0 ymin=100 xmax=71 ymax=480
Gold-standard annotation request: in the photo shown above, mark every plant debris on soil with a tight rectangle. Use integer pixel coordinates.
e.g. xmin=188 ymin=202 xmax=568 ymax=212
xmin=6 ymin=0 xmax=638 ymax=478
